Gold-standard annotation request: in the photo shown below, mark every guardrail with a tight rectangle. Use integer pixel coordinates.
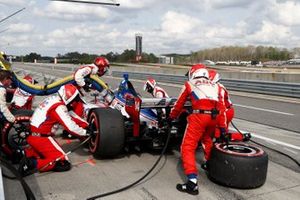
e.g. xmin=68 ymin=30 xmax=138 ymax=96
xmin=112 ymin=71 xmax=300 ymax=98
xmin=16 ymin=63 xmax=300 ymax=98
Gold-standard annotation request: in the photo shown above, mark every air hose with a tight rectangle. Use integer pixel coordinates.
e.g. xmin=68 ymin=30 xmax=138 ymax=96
xmin=12 ymin=73 xmax=108 ymax=96
xmin=0 ymin=156 xmax=36 ymax=200
xmin=231 ymin=121 xmax=300 ymax=167
xmin=86 ymin=124 xmax=172 ymax=200
xmin=1 ymin=60 xmax=108 ymax=95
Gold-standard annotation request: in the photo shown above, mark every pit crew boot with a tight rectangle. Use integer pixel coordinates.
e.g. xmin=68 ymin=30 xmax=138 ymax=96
xmin=18 ymin=157 xmax=37 ymax=177
xmin=11 ymin=149 xmax=25 ymax=164
xmin=53 ymin=160 xmax=71 ymax=172
xmin=176 ymin=180 xmax=199 ymax=195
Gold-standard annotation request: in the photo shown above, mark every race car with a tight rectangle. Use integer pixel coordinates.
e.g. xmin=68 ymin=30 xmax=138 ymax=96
xmin=84 ymin=77 xmax=190 ymax=157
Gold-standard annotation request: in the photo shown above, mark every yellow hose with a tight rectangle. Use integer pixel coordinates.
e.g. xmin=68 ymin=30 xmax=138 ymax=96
xmin=1 ymin=56 xmax=108 ymax=95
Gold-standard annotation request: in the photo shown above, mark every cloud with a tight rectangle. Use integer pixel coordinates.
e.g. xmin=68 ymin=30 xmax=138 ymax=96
xmin=0 ymin=0 xmax=26 ymax=6
xmin=205 ymin=21 xmax=247 ymax=39
xmin=269 ymin=0 xmax=300 ymax=26
xmin=161 ymin=11 xmax=202 ymax=36
xmin=203 ymin=0 xmax=255 ymax=9
xmin=34 ymin=1 xmax=110 ymax=21
xmin=1 ymin=0 xmax=300 ymax=56
xmin=118 ymin=0 xmax=159 ymax=9
xmin=247 ymin=20 xmax=296 ymax=45
xmin=7 ymin=23 xmax=34 ymax=33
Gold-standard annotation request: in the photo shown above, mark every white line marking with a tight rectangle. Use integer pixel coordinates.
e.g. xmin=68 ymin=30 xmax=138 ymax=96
xmin=248 ymin=132 xmax=300 ymax=150
xmin=235 ymin=104 xmax=294 ymax=116
xmin=283 ymin=147 xmax=298 ymax=155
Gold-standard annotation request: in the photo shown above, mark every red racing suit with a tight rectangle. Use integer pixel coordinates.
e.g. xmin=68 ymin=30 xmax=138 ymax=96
xmin=26 ymin=95 xmax=88 ymax=172
xmin=169 ymin=78 xmax=226 ymax=176
xmin=0 ymin=83 xmax=15 ymax=123
xmin=152 ymin=85 xmax=169 ymax=98
xmin=214 ymin=83 xmax=235 ymax=139
xmin=10 ymin=88 xmax=34 ymax=110
xmin=74 ymin=64 xmax=99 ymax=87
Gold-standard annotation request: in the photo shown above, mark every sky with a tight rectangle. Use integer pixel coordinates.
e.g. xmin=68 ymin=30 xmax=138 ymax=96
xmin=0 ymin=0 xmax=300 ymax=57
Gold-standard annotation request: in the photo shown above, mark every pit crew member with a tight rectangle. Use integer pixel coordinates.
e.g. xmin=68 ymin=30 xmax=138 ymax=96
xmin=143 ymin=78 xmax=169 ymax=98
xmin=168 ymin=64 xmax=226 ymax=195
xmin=74 ymin=56 xmax=110 ymax=93
xmin=0 ymin=70 xmax=15 ymax=126
xmin=208 ymin=69 xmax=250 ymax=143
xmin=18 ymin=84 xmax=92 ymax=176
xmin=10 ymin=75 xmax=37 ymax=110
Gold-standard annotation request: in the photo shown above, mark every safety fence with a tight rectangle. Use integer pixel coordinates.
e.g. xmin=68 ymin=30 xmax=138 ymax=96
xmin=112 ymin=71 xmax=300 ymax=98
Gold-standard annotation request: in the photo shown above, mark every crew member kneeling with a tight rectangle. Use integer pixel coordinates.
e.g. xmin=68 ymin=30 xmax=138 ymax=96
xmin=19 ymin=84 xmax=92 ymax=176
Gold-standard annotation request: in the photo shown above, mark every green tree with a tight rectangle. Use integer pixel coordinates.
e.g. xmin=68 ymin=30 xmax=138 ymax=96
xmin=23 ymin=52 xmax=42 ymax=62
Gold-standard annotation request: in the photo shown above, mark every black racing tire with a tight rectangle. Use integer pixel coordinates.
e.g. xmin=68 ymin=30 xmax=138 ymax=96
xmin=88 ymin=108 xmax=125 ymax=158
xmin=1 ymin=109 xmax=33 ymax=156
xmin=176 ymin=110 xmax=189 ymax=136
xmin=208 ymin=142 xmax=268 ymax=189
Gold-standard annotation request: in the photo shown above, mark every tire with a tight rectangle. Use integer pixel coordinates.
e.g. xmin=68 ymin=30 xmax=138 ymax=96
xmin=1 ymin=109 xmax=33 ymax=156
xmin=176 ymin=110 xmax=189 ymax=136
xmin=88 ymin=108 xmax=125 ymax=158
xmin=208 ymin=142 xmax=268 ymax=189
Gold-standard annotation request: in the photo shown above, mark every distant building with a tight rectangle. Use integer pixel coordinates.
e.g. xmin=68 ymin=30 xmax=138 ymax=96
xmin=135 ymin=34 xmax=142 ymax=62
xmin=158 ymin=56 xmax=174 ymax=64
xmin=203 ymin=60 xmax=215 ymax=66
xmin=286 ymin=58 xmax=300 ymax=65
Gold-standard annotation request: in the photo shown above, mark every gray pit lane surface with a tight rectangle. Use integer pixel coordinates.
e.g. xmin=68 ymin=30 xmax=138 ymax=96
xmin=2 ymin=64 xmax=300 ymax=200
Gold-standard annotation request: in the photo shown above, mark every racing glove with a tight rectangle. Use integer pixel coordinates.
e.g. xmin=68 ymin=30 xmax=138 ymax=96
xmin=82 ymin=84 xmax=91 ymax=92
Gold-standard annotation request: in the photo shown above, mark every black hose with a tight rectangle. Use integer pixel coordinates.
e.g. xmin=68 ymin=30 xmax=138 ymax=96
xmin=0 ymin=157 xmax=36 ymax=200
xmin=86 ymin=125 xmax=172 ymax=200
xmin=2 ymin=172 xmax=17 ymax=180
xmin=231 ymin=121 xmax=300 ymax=167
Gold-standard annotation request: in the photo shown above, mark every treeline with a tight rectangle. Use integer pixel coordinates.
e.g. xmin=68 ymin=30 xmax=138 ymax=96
xmin=175 ymin=46 xmax=300 ymax=64
xmin=15 ymin=49 xmax=158 ymax=64
xmin=14 ymin=46 xmax=300 ymax=64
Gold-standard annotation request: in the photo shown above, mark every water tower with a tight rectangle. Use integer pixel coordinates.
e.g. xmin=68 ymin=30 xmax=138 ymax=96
xmin=135 ymin=33 xmax=142 ymax=62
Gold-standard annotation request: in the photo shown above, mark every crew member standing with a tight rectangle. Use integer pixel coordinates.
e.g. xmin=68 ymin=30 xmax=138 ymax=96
xmin=74 ymin=56 xmax=110 ymax=93
xmin=208 ymin=69 xmax=249 ymax=142
xmin=143 ymin=78 xmax=169 ymax=98
xmin=168 ymin=64 xmax=227 ymax=195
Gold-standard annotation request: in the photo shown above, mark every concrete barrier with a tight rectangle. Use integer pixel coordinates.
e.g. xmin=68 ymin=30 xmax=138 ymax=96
xmin=13 ymin=62 xmax=300 ymax=83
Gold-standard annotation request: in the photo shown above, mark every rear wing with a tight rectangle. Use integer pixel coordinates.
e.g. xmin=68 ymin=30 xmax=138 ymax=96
xmin=140 ymin=98 xmax=191 ymax=109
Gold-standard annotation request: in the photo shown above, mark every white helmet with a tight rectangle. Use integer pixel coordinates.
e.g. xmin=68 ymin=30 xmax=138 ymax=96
xmin=143 ymin=78 xmax=156 ymax=93
xmin=188 ymin=64 xmax=209 ymax=80
xmin=209 ymin=69 xmax=220 ymax=84
xmin=58 ymin=84 xmax=80 ymax=105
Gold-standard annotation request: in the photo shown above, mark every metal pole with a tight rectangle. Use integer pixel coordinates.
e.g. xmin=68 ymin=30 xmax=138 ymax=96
xmin=0 ymin=8 xmax=26 ymax=24
xmin=50 ymin=0 xmax=120 ymax=6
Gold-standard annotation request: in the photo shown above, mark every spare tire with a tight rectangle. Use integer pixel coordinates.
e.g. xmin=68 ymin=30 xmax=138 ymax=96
xmin=88 ymin=108 xmax=125 ymax=158
xmin=208 ymin=142 xmax=268 ymax=189
xmin=1 ymin=109 xmax=33 ymax=156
